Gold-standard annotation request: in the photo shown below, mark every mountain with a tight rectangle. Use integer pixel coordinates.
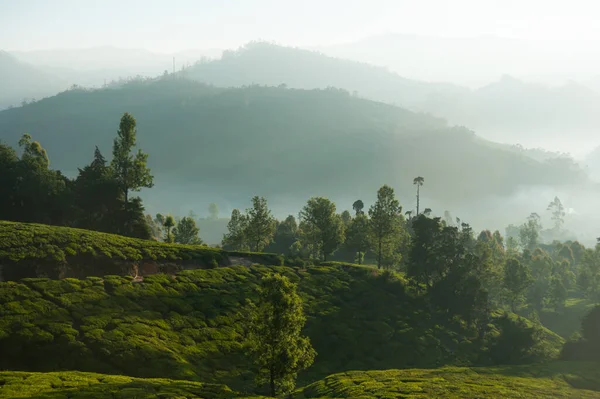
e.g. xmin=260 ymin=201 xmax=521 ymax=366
xmin=183 ymin=43 xmax=600 ymax=155
xmin=11 ymin=46 xmax=223 ymax=88
xmin=315 ymin=33 xmax=600 ymax=88
xmin=0 ymin=79 xmax=587 ymax=226
xmin=185 ymin=41 xmax=465 ymax=108
xmin=0 ymin=51 xmax=67 ymax=109
xmin=418 ymin=75 xmax=600 ymax=152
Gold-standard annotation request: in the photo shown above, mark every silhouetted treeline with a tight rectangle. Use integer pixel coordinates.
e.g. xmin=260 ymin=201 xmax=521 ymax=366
xmin=0 ymin=112 xmax=153 ymax=238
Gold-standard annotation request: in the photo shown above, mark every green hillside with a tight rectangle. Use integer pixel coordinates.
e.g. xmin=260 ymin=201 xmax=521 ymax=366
xmin=294 ymin=362 xmax=600 ymax=398
xmin=2 ymin=362 xmax=600 ymax=398
xmin=186 ymin=43 xmax=600 ymax=148
xmin=0 ymin=263 xmax=562 ymax=393
xmin=0 ymin=79 xmax=585 ymax=215
xmin=0 ymin=221 xmax=281 ymax=280
xmin=0 ymin=371 xmax=251 ymax=399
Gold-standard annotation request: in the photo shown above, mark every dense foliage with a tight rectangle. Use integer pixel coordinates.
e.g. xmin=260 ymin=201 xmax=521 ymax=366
xmin=0 ymin=113 xmax=153 ymax=239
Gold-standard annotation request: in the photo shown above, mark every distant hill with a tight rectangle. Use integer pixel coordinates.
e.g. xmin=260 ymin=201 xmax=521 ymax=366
xmin=0 ymin=79 xmax=586 ymax=218
xmin=419 ymin=75 xmax=600 ymax=150
xmin=0 ymin=51 xmax=67 ymax=109
xmin=185 ymin=43 xmax=600 ymax=155
xmin=11 ymin=46 xmax=223 ymax=89
xmin=315 ymin=33 xmax=600 ymax=88
xmin=185 ymin=41 xmax=465 ymax=108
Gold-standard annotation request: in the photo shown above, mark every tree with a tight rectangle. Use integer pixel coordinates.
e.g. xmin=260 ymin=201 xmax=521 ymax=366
xmin=506 ymin=236 xmax=520 ymax=255
xmin=548 ymin=276 xmax=567 ymax=311
xmin=503 ymin=258 xmax=532 ymax=312
xmin=344 ymin=213 xmax=370 ymax=264
xmin=246 ymin=274 xmax=316 ymax=396
xmin=268 ymin=215 xmax=299 ymax=254
xmin=11 ymin=134 xmax=69 ymax=225
xmin=173 ymin=216 xmax=202 ymax=244
xmin=145 ymin=214 xmax=162 ymax=240
xmin=369 ymin=185 xmax=402 ymax=269
xmin=409 ymin=215 xmax=490 ymax=323
xmin=111 ymin=112 xmax=153 ymax=204
xmin=73 ymin=146 xmax=122 ymax=233
xmin=19 ymin=134 xmax=49 ymax=167
xmin=352 ymin=199 xmax=364 ymax=215
xmin=547 ymin=196 xmax=565 ymax=231
xmin=582 ymin=305 xmax=600 ymax=345
xmin=340 ymin=210 xmax=352 ymax=227
xmin=413 ymin=176 xmax=424 ymax=215
xmin=208 ymin=203 xmax=219 ymax=220
xmin=245 ymin=196 xmax=276 ymax=252
xmin=163 ymin=215 xmax=175 ymax=242
xmin=222 ymin=209 xmax=248 ymax=250
xmin=519 ymin=213 xmax=542 ymax=251
xmin=526 ymin=249 xmax=553 ymax=310
xmin=299 ymin=197 xmax=344 ymax=261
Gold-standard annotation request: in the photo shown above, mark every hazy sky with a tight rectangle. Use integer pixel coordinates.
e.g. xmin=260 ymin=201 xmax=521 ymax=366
xmin=2 ymin=0 xmax=600 ymax=52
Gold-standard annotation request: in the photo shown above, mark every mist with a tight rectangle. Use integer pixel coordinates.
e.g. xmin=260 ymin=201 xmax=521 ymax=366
xmin=3 ymin=0 xmax=600 ymax=245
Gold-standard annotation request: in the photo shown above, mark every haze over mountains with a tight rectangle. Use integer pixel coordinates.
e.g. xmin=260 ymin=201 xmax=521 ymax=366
xmin=6 ymin=40 xmax=600 ymax=156
xmin=316 ymin=33 xmax=600 ymax=87
xmin=1 ymin=46 xmax=222 ymax=105
xmin=3 ymin=36 xmax=600 ymax=242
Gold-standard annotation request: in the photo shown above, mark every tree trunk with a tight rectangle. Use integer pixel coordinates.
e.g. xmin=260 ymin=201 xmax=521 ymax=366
xmin=416 ymin=185 xmax=420 ymax=215
xmin=270 ymin=369 xmax=275 ymax=397
xmin=377 ymin=238 xmax=382 ymax=269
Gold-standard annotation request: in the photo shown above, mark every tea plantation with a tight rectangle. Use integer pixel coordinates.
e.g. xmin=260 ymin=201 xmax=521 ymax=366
xmin=3 ymin=362 xmax=600 ymax=398
xmin=0 ymin=221 xmax=282 ymax=280
xmin=0 ymin=222 xmax=597 ymax=398
xmin=293 ymin=362 xmax=600 ymax=398
xmin=0 ymin=263 xmax=562 ymax=392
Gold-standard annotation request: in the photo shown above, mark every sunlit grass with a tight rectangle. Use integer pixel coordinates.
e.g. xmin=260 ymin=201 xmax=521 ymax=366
xmin=294 ymin=361 xmax=600 ymax=398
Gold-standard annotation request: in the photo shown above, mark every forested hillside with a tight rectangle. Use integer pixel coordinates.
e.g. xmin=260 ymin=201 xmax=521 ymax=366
xmin=186 ymin=43 xmax=600 ymax=151
xmin=0 ymin=79 xmax=586 ymax=216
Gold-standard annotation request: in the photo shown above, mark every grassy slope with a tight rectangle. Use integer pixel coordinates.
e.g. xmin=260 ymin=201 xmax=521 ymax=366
xmin=539 ymin=297 xmax=597 ymax=338
xmin=0 ymin=221 xmax=281 ymax=278
xmin=295 ymin=362 xmax=600 ymax=399
xmin=0 ymin=370 xmax=262 ymax=399
xmin=0 ymin=263 xmax=562 ymax=393
xmin=2 ymin=362 xmax=600 ymax=399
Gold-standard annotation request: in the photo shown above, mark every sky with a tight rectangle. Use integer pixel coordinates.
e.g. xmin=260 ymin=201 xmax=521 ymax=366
xmin=2 ymin=0 xmax=600 ymax=52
